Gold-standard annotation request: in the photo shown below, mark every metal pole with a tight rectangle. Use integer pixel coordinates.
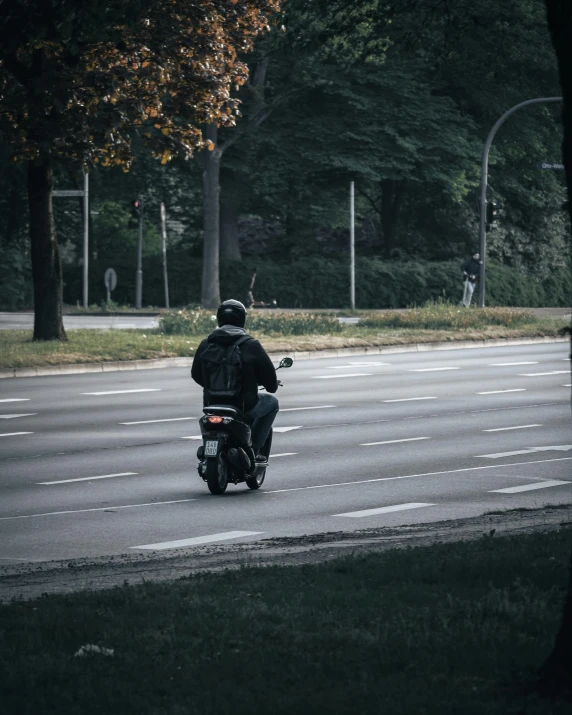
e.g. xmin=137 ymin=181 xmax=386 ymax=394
xmin=350 ymin=181 xmax=355 ymax=311
xmin=83 ymin=172 xmax=89 ymax=308
xmin=135 ymin=198 xmax=144 ymax=309
xmin=160 ymin=202 xmax=170 ymax=309
xmin=477 ymin=96 xmax=562 ymax=307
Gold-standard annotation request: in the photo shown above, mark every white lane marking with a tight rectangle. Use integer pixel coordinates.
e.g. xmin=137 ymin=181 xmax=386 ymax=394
xmin=273 ymin=426 xmax=303 ymax=433
xmin=120 ymin=417 xmax=195 ymax=425
xmin=477 ymin=389 xmax=526 ymax=395
xmin=563 ymin=384 xmax=571 ymax=387
xmin=270 ymin=453 xmax=297 ymax=458
xmin=131 ymin=531 xmax=263 ymax=551
xmin=328 ymin=363 xmax=389 ymax=369
xmin=383 ymin=396 xmax=437 ymax=402
xmin=360 ymin=437 xmax=430 ymax=446
xmin=409 ymin=367 xmax=460 ymax=372
xmin=0 ymin=414 xmax=37 ymax=419
xmin=181 ymin=435 xmax=202 ymax=440
xmin=280 ymin=405 xmax=336 ymax=412
xmin=38 ymin=472 xmax=138 ymax=485
xmin=476 ymin=445 xmax=572 ymax=458
xmin=489 ymin=480 xmax=570 ymax=494
xmin=519 ymin=371 xmax=569 ymax=377
xmin=0 ymin=499 xmax=196 ymax=521
xmin=483 ymin=424 xmax=542 ymax=432
xmin=313 ymin=373 xmax=373 ymax=379
xmin=490 ymin=362 xmax=538 ymax=366
xmin=334 ymin=503 xmax=435 ymax=518
xmin=82 ymin=389 xmax=162 ymax=395
xmin=0 ymin=398 xmax=30 ymax=403
xmin=0 ymin=432 xmax=33 ymax=437
xmin=262 ymin=457 xmax=572 ymax=494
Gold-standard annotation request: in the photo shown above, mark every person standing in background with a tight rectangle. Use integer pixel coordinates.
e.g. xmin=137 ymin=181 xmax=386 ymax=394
xmin=460 ymin=252 xmax=482 ymax=307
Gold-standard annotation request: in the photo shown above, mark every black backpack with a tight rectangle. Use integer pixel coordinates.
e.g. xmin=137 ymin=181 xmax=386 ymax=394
xmin=201 ymin=335 xmax=250 ymax=404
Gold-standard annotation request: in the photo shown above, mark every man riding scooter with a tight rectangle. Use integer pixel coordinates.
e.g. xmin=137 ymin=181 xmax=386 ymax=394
xmin=191 ymin=299 xmax=279 ymax=461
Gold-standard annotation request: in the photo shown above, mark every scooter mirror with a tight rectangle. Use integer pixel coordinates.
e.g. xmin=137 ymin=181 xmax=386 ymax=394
xmin=279 ymin=357 xmax=293 ymax=369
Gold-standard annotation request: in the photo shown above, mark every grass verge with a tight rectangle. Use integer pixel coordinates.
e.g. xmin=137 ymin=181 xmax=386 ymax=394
xmin=1 ymin=529 xmax=570 ymax=714
xmin=0 ymin=319 xmax=567 ymax=369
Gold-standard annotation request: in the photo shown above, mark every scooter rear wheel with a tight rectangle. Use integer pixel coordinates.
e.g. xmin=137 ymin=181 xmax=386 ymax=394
xmin=206 ymin=456 xmax=228 ymax=495
xmin=246 ymin=468 xmax=266 ymax=490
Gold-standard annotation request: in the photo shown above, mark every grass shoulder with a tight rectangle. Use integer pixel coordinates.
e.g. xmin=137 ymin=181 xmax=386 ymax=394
xmin=1 ymin=528 xmax=570 ymax=714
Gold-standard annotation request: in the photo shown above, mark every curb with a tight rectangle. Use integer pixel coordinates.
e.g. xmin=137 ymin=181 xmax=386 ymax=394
xmin=0 ymin=336 xmax=567 ymax=379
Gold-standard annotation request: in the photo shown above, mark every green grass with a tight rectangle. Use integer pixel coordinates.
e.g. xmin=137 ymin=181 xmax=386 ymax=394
xmin=0 ymin=305 xmax=567 ymax=369
xmin=0 ymin=530 xmax=570 ymax=714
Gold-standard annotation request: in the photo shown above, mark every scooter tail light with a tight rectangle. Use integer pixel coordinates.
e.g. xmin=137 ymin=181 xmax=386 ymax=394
xmin=207 ymin=415 xmax=223 ymax=424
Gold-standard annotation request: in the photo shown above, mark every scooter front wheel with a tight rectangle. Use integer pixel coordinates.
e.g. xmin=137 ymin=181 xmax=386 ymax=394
xmin=206 ymin=456 xmax=228 ymax=495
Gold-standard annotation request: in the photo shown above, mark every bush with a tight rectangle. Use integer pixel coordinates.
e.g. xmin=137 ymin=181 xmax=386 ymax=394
xmin=159 ymin=308 xmax=343 ymax=336
xmin=358 ymin=302 xmax=540 ymax=330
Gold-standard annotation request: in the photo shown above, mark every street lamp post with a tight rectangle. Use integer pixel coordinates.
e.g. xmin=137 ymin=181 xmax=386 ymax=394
xmin=477 ymin=96 xmax=562 ymax=307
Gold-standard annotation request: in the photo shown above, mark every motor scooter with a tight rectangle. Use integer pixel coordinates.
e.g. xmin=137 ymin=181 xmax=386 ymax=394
xmin=196 ymin=357 xmax=293 ymax=494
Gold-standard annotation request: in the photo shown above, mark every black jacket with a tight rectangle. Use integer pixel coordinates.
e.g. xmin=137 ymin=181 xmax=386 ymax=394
xmin=191 ymin=325 xmax=278 ymax=412
xmin=462 ymin=258 xmax=481 ymax=282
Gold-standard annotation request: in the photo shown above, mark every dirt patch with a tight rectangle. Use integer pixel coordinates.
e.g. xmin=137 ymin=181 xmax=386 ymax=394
xmin=1 ymin=505 xmax=570 ymax=602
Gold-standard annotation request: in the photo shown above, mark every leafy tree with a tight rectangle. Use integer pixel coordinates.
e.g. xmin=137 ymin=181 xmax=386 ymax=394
xmin=0 ymin=0 xmax=280 ymax=338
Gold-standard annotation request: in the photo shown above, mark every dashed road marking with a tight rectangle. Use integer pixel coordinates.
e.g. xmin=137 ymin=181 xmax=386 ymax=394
xmin=409 ymin=367 xmax=460 ymax=372
xmin=383 ymin=397 xmax=437 ymax=402
xmin=360 ymin=437 xmax=430 ymax=446
xmin=477 ymin=389 xmax=526 ymax=394
xmin=131 ymin=531 xmax=263 ymax=551
xmin=0 ymin=414 xmax=37 ymax=419
xmin=0 ymin=432 xmax=33 ymax=438
xmin=273 ymin=426 xmax=303 ymax=433
xmin=313 ymin=373 xmax=373 ymax=379
xmin=0 ymin=499 xmax=196 ymax=521
xmin=0 ymin=398 xmax=30 ymax=403
xmin=120 ymin=417 xmax=195 ymax=425
xmin=39 ymin=472 xmax=138 ymax=485
xmin=280 ymin=405 xmax=336 ymax=412
xmin=489 ymin=480 xmax=570 ymax=494
xmin=483 ymin=424 xmax=542 ymax=432
xmin=519 ymin=371 xmax=569 ymax=377
xmin=489 ymin=362 xmax=538 ymax=366
xmin=270 ymin=453 xmax=298 ymax=458
xmin=181 ymin=435 xmax=201 ymax=440
xmin=334 ymin=503 xmax=435 ymax=518
xmin=82 ymin=389 xmax=162 ymax=395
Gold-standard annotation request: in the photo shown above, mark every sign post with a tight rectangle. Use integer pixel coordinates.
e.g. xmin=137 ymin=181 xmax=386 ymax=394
xmin=53 ymin=172 xmax=89 ymax=308
xmin=350 ymin=181 xmax=355 ymax=311
xmin=135 ymin=198 xmax=144 ymax=309
xmin=104 ymin=268 xmax=117 ymax=305
xmin=160 ymin=203 xmax=170 ymax=309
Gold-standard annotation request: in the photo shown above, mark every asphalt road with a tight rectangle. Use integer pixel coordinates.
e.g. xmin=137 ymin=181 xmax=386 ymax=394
xmin=0 ymin=342 xmax=570 ymax=565
xmin=0 ymin=312 xmax=160 ymax=330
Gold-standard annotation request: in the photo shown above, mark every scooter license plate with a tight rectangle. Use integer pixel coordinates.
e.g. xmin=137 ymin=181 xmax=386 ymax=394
xmin=205 ymin=440 xmax=218 ymax=457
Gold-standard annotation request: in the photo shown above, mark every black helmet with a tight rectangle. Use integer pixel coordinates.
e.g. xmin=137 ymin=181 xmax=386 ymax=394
xmin=216 ymin=299 xmax=247 ymax=328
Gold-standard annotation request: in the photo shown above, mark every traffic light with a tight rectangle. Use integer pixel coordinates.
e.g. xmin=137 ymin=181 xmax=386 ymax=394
xmin=486 ymin=199 xmax=500 ymax=231
xmin=131 ymin=199 xmax=142 ymax=219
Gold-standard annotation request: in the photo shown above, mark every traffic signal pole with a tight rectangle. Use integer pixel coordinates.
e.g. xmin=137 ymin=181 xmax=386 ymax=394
xmin=135 ymin=198 xmax=144 ymax=309
xmin=477 ymin=96 xmax=562 ymax=307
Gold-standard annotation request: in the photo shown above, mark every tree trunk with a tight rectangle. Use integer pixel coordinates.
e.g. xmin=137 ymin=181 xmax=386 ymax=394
xmin=380 ymin=179 xmax=403 ymax=258
xmin=201 ymin=123 xmax=222 ymax=308
xmin=28 ymin=159 xmax=66 ymax=341
xmin=220 ymin=197 xmax=241 ymax=261
xmin=540 ymin=0 xmax=572 ymax=693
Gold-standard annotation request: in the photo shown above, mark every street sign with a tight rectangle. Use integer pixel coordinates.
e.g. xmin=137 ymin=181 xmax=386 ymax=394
xmin=104 ymin=268 xmax=117 ymax=297
xmin=537 ymin=162 xmax=565 ymax=169
xmin=53 ymin=189 xmax=86 ymax=197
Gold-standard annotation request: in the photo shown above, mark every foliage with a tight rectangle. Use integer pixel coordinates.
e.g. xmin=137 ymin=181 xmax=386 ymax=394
xmin=159 ymin=308 xmax=343 ymax=336
xmin=0 ymin=241 xmax=33 ymax=310
xmin=0 ymin=0 xmax=282 ymax=167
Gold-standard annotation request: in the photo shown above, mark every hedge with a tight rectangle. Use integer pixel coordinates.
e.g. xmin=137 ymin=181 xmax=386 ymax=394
xmin=57 ymin=254 xmax=571 ymax=310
